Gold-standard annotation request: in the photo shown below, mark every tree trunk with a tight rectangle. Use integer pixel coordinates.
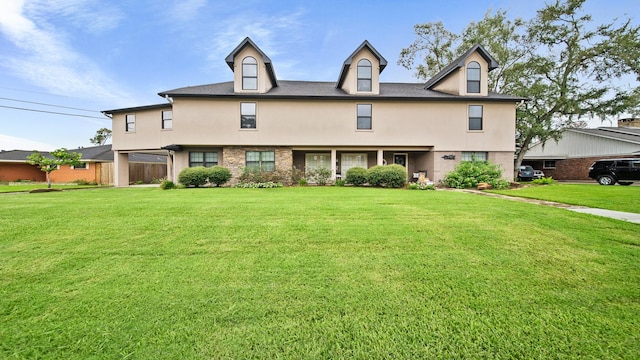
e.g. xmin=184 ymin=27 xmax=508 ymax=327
xmin=514 ymin=136 xmax=533 ymax=179
xmin=46 ymin=172 xmax=51 ymax=189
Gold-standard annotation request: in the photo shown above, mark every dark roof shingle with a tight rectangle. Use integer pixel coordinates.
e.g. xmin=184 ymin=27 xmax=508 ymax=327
xmin=159 ymin=80 xmax=523 ymax=101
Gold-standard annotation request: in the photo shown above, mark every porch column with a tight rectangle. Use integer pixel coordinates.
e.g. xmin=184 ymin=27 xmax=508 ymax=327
xmin=331 ymin=149 xmax=337 ymax=180
xmin=166 ymin=151 xmax=174 ymax=182
xmin=114 ymin=151 xmax=129 ymax=187
xmin=377 ymin=149 xmax=384 ymax=165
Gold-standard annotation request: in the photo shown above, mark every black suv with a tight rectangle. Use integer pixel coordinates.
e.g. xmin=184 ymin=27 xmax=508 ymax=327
xmin=588 ymin=158 xmax=640 ymax=185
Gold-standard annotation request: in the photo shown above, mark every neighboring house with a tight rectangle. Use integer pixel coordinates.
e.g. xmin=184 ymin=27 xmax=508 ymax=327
xmin=522 ymin=124 xmax=640 ymax=180
xmin=104 ymin=37 xmax=524 ymax=187
xmin=0 ymin=145 xmax=166 ymax=184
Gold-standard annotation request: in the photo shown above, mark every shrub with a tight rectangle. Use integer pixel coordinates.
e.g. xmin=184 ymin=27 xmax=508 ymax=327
xmin=290 ymin=166 xmax=305 ymax=184
xmin=442 ymin=160 xmax=507 ymax=189
xmin=238 ymin=168 xmax=287 ymax=184
xmin=178 ymin=167 xmax=209 ymax=187
xmin=233 ymin=182 xmax=282 ymax=188
xmin=298 ymin=178 xmax=308 ymax=186
xmin=345 ymin=167 xmax=367 ymax=186
xmin=207 ymin=166 xmax=232 ymax=187
xmin=408 ymin=182 xmax=435 ymax=190
xmin=73 ymin=179 xmax=97 ymax=186
xmin=307 ymin=167 xmax=332 ymax=186
xmin=366 ymin=164 xmax=407 ymax=188
xmin=160 ymin=180 xmax=176 ymax=190
xmin=366 ymin=166 xmax=386 ymax=187
xmin=334 ymin=179 xmax=346 ymax=187
xmin=533 ymin=176 xmax=555 ymax=185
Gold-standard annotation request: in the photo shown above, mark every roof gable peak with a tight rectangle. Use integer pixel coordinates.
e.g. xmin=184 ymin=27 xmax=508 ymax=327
xmin=337 ymin=40 xmax=388 ymax=88
xmin=224 ymin=37 xmax=278 ymax=87
xmin=424 ymin=44 xmax=499 ymax=90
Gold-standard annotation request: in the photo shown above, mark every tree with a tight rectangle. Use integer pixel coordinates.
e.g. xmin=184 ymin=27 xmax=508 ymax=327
xmin=27 ymin=148 xmax=83 ymax=188
xmin=89 ymin=128 xmax=112 ymax=145
xmin=399 ymin=0 xmax=640 ymax=176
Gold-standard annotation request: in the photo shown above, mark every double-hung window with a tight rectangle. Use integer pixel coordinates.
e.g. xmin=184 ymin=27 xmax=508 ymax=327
xmin=461 ymin=152 xmax=487 ymax=162
xmin=162 ymin=110 xmax=172 ymax=129
xmin=125 ymin=114 xmax=135 ymax=132
xmin=246 ymin=151 xmax=275 ymax=172
xmin=341 ymin=153 xmax=367 ymax=175
xmin=467 ymin=61 xmax=481 ymax=93
xmin=241 ymin=103 xmax=257 ymax=129
xmin=242 ymin=56 xmax=258 ymax=90
xmin=468 ymin=105 xmax=483 ymax=131
xmin=357 ymin=104 xmax=372 ymax=130
xmin=189 ymin=152 xmax=218 ymax=167
xmin=357 ymin=59 xmax=372 ymax=91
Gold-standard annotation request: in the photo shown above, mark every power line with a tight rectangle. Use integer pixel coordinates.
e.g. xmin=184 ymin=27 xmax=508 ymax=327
xmin=0 ymin=96 xmax=100 ymax=113
xmin=0 ymin=105 xmax=109 ymax=119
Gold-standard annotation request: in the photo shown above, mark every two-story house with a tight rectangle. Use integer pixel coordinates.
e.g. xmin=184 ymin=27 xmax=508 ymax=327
xmin=104 ymin=37 xmax=523 ymax=186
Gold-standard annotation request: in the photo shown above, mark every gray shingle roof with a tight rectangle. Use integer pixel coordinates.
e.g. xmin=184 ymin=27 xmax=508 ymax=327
xmin=570 ymin=127 xmax=640 ymax=144
xmin=159 ymin=80 xmax=523 ymax=101
xmin=0 ymin=145 xmax=166 ymax=163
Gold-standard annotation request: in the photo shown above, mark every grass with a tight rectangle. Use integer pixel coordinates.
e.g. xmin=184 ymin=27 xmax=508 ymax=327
xmin=488 ymin=183 xmax=640 ymax=213
xmin=0 ymin=183 xmax=101 ymax=193
xmin=1 ymin=187 xmax=639 ymax=359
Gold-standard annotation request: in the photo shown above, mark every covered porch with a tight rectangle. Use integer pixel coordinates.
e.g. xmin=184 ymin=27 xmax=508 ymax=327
xmin=292 ymin=147 xmax=434 ymax=182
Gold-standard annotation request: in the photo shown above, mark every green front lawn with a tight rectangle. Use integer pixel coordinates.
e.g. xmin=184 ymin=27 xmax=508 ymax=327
xmin=489 ymin=183 xmax=640 ymax=213
xmin=1 ymin=187 xmax=638 ymax=359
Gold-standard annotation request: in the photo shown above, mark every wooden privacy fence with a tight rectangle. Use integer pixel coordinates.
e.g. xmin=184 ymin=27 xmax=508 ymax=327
xmin=98 ymin=162 xmax=167 ymax=185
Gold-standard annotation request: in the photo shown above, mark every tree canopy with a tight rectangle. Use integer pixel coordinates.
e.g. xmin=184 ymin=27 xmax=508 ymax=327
xmin=399 ymin=0 xmax=640 ymax=172
xmin=89 ymin=128 xmax=112 ymax=146
xmin=27 ymin=148 xmax=82 ymax=188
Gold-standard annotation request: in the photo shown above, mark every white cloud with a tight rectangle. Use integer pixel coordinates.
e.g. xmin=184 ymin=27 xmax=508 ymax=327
xmin=170 ymin=0 xmax=208 ymax=22
xmin=0 ymin=0 xmax=131 ymax=104
xmin=204 ymin=9 xmax=307 ymax=79
xmin=0 ymin=133 xmax=56 ymax=151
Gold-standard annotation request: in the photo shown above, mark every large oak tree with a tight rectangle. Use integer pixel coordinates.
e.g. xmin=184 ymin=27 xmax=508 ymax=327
xmin=399 ymin=0 xmax=640 ymax=176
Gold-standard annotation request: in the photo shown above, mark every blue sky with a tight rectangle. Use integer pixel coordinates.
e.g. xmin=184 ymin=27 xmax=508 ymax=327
xmin=0 ymin=0 xmax=636 ymax=151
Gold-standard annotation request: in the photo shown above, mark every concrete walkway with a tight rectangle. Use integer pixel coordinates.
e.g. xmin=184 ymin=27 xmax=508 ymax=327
xmin=566 ymin=207 xmax=640 ymax=224
xmin=461 ymin=189 xmax=640 ymax=225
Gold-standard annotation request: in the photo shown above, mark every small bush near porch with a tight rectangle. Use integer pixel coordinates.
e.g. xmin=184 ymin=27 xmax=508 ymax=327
xmin=1 ymin=187 xmax=638 ymax=358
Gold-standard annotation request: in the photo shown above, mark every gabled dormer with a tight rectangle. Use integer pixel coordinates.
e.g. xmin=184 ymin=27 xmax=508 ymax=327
xmin=336 ymin=40 xmax=388 ymax=95
xmin=225 ymin=37 xmax=278 ymax=93
xmin=424 ymin=44 xmax=498 ymax=96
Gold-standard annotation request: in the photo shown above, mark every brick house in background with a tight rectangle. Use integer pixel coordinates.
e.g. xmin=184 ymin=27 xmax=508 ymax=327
xmin=104 ymin=37 xmax=524 ymax=187
xmin=522 ymin=119 xmax=640 ymax=180
xmin=0 ymin=145 xmax=166 ymax=184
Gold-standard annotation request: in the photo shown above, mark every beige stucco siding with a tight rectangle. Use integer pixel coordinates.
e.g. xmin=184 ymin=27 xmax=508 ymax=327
xmin=114 ymin=98 xmax=516 ymax=152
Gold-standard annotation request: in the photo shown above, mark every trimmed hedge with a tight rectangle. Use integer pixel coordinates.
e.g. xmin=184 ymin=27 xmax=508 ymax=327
xmin=345 ymin=167 xmax=367 ymax=186
xmin=366 ymin=164 xmax=407 ymax=188
xmin=208 ymin=166 xmax=232 ymax=187
xmin=178 ymin=167 xmax=209 ymax=187
xmin=178 ymin=166 xmax=232 ymax=187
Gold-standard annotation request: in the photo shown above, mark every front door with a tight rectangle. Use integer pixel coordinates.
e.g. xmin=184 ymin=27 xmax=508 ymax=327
xmin=393 ymin=153 xmax=407 ymax=168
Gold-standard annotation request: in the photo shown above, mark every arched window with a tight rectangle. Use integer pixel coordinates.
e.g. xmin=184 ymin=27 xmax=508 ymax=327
xmin=357 ymin=59 xmax=372 ymax=91
xmin=467 ymin=61 xmax=480 ymax=93
xmin=242 ymin=56 xmax=257 ymax=90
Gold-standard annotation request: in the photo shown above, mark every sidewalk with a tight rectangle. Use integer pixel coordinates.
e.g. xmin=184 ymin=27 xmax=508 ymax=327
xmin=566 ymin=207 xmax=640 ymax=224
xmin=462 ymin=189 xmax=640 ymax=225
